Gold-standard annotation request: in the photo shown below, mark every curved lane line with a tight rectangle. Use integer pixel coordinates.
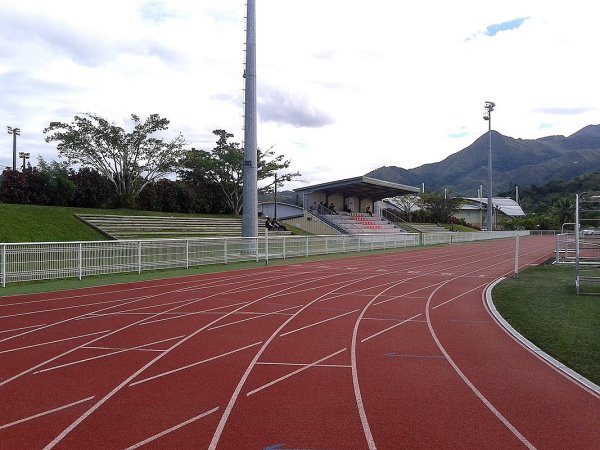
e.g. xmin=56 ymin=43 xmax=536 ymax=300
xmin=425 ymin=279 xmax=537 ymax=450
xmin=207 ymin=273 xmax=381 ymax=450
xmin=485 ymin=278 xmax=600 ymax=398
xmin=42 ymin=271 xmax=350 ymax=450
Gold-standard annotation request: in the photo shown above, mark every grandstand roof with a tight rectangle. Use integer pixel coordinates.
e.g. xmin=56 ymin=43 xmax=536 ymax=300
xmin=294 ymin=176 xmax=420 ymax=200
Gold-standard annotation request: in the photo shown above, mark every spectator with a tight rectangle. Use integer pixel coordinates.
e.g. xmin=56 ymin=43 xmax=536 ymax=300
xmin=366 ymin=206 xmax=373 ymax=217
xmin=329 ymin=203 xmax=336 ymax=213
xmin=265 ymin=217 xmax=274 ymax=231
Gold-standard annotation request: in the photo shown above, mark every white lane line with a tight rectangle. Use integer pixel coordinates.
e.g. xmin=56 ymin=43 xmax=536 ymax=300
xmin=207 ymin=273 xmax=381 ymax=450
xmin=0 ymin=330 xmax=111 ymax=355
xmin=137 ymin=301 xmax=252 ymax=326
xmin=42 ymin=271 xmax=343 ymax=449
xmin=352 ymin=278 xmax=418 ymax=450
xmin=425 ymin=280 xmax=537 ymax=450
xmin=360 ymin=313 xmax=422 ymax=344
xmin=34 ymin=336 xmax=186 ymax=374
xmin=124 ymin=406 xmax=219 ymax=450
xmin=256 ymin=361 xmax=351 ymax=368
xmin=0 ymin=397 xmax=95 ymax=430
xmin=207 ymin=304 xmax=302 ymax=331
xmin=279 ymin=309 xmax=359 ymax=337
xmin=247 ymin=348 xmax=347 ymax=397
xmin=432 ymin=282 xmax=488 ymax=310
xmin=0 ymin=297 xmax=140 ymax=319
xmin=0 ymin=323 xmax=47 ymax=334
xmin=129 ymin=341 xmax=263 ymax=387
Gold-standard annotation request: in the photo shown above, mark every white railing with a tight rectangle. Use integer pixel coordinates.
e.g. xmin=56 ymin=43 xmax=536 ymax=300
xmin=0 ymin=231 xmax=529 ymax=287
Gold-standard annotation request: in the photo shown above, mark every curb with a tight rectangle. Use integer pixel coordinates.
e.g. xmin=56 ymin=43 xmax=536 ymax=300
xmin=486 ymin=278 xmax=600 ymax=396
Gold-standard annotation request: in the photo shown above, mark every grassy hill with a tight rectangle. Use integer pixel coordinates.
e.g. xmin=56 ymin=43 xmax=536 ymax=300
xmin=0 ymin=204 xmax=236 ymax=243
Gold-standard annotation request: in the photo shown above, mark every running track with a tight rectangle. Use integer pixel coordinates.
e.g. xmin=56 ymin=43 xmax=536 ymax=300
xmin=0 ymin=236 xmax=598 ymax=449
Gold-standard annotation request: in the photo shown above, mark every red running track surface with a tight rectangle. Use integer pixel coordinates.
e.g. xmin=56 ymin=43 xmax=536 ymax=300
xmin=0 ymin=235 xmax=598 ymax=449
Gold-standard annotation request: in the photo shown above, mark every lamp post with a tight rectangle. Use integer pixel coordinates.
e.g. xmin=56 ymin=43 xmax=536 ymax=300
xmin=483 ymin=101 xmax=495 ymax=231
xmin=19 ymin=152 xmax=30 ymax=170
xmin=7 ymin=126 xmax=21 ymax=171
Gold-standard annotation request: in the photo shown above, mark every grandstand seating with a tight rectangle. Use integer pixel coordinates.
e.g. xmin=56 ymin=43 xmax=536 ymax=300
xmin=317 ymin=212 xmax=406 ymax=234
xmin=77 ymin=215 xmax=292 ymax=240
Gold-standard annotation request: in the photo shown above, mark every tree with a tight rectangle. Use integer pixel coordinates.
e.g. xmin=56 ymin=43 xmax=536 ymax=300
xmin=419 ymin=191 xmax=464 ymax=224
xmin=392 ymin=194 xmax=420 ymax=222
xmin=44 ymin=113 xmax=185 ymax=207
xmin=178 ymin=129 xmax=300 ymax=214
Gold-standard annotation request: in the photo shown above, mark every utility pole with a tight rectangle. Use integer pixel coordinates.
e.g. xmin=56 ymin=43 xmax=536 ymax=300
xmin=7 ymin=126 xmax=20 ymax=171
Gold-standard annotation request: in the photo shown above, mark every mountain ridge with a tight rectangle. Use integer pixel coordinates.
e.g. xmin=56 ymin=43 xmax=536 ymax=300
xmin=366 ymin=124 xmax=600 ymax=196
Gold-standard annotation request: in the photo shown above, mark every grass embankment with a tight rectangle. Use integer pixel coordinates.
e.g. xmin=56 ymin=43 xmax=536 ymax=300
xmin=494 ymin=264 xmax=600 ymax=386
xmin=0 ymin=204 xmax=237 ymax=243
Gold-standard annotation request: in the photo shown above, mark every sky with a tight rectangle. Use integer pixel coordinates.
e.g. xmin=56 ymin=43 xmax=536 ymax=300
xmin=1 ymin=0 xmax=599 ymax=191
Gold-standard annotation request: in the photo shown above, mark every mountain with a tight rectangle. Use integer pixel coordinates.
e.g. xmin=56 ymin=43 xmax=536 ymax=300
xmin=366 ymin=124 xmax=600 ymax=197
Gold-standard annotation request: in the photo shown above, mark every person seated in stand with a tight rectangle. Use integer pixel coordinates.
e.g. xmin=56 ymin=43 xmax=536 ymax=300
xmin=271 ymin=218 xmax=284 ymax=231
xmin=365 ymin=206 xmax=373 ymax=217
xmin=329 ymin=203 xmax=336 ymax=213
xmin=265 ymin=217 xmax=274 ymax=231
xmin=343 ymin=203 xmax=350 ymax=213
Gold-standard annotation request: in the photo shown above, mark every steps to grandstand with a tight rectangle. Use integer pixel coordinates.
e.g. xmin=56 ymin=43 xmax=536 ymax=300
xmin=311 ymin=211 xmax=407 ymax=235
xmin=76 ymin=215 xmax=291 ymax=240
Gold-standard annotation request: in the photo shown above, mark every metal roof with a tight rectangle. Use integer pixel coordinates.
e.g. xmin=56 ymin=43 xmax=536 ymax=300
xmin=463 ymin=197 xmax=525 ymax=217
xmin=294 ymin=176 xmax=420 ymax=200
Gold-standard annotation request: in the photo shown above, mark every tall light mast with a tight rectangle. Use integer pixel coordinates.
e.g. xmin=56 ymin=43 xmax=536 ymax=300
xmin=242 ymin=0 xmax=258 ymax=238
xmin=483 ymin=101 xmax=495 ymax=231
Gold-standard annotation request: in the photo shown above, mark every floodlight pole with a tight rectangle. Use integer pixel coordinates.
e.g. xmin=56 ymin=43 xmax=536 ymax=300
xmin=7 ymin=126 xmax=20 ymax=171
xmin=483 ymin=101 xmax=495 ymax=231
xmin=242 ymin=0 xmax=258 ymax=239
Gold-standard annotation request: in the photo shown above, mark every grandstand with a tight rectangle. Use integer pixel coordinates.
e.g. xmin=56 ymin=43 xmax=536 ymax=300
xmin=76 ymin=215 xmax=291 ymax=240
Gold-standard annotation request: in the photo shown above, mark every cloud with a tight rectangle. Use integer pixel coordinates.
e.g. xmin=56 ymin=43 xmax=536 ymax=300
xmin=140 ymin=1 xmax=178 ymax=23
xmin=537 ymin=107 xmax=595 ymax=115
xmin=484 ymin=17 xmax=529 ymax=36
xmin=258 ymin=87 xmax=335 ymax=128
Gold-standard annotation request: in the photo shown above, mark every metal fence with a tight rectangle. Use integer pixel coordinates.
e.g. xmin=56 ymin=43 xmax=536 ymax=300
xmin=1 ymin=231 xmax=530 ymax=287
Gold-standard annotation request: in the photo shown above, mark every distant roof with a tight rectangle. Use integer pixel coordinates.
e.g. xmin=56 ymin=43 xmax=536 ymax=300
xmin=294 ymin=176 xmax=420 ymax=200
xmin=463 ymin=197 xmax=525 ymax=217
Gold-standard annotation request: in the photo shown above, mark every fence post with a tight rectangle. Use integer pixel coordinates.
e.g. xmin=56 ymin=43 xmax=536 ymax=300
xmin=265 ymin=232 xmax=269 ymax=265
xmin=186 ymin=239 xmax=189 ymax=269
xmin=224 ymin=238 xmax=228 ymax=264
xmin=79 ymin=243 xmax=83 ymax=280
xmin=2 ymin=244 xmax=5 ymax=288
xmin=514 ymin=235 xmax=520 ymax=279
xmin=138 ymin=240 xmax=142 ymax=274
xmin=306 ymin=236 xmax=309 ymax=258
xmin=283 ymin=236 xmax=286 ymax=259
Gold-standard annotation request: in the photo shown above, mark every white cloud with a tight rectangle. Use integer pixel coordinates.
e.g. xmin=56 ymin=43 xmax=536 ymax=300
xmin=1 ymin=0 xmax=599 ymax=190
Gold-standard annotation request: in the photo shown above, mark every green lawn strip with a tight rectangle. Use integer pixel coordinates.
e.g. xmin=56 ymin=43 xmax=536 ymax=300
xmin=0 ymin=203 xmax=239 ymax=243
xmin=493 ymin=264 xmax=600 ymax=386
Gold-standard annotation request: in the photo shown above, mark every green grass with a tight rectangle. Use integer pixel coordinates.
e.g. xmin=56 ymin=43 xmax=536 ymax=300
xmin=0 ymin=203 xmax=237 ymax=243
xmin=494 ymin=264 xmax=600 ymax=385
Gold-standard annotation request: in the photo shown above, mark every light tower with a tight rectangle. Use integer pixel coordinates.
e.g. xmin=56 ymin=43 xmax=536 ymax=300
xmin=7 ymin=126 xmax=20 ymax=171
xmin=483 ymin=101 xmax=495 ymax=231
xmin=242 ymin=0 xmax=258 ymax=239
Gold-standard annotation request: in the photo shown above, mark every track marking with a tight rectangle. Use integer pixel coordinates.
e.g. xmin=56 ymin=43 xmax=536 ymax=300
xmin=0 ymin=397 xmax=95 ymax=430
xmin=279 ymin=309 xmax=359 ymax=337
xmin=360 ymin=313 xmax=422 ymax=343
xmin=129 ymin=341 xmax=263 ymax=387
xmin=431 ymin=281 xmax=488 ymax=310
xmin=256 ymin=361 xmax=350 ymax=368
xmin=425 ymin=280 xmax=537 ymax=450
xmin=207 ymin=273 xmax=380 ymax=450
xmin=208 ymin=304 xmax=302 ymax=331
xmin=124 ymin=407 xmax=219 ymax=450
xmin=34 ymin=336 xmax=186 ymax=374
xmin=43 ymin=271 xmax=348 ymax=449
xmin=137 ymin=300 xmax=252 ymax=326
xmin=0 ymin=323 xmax=47 ymax=334
xmin=0 ymin=330 xmax=111 ymax=355
xmin=247 ymin=348 xmax=347 ymax=396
